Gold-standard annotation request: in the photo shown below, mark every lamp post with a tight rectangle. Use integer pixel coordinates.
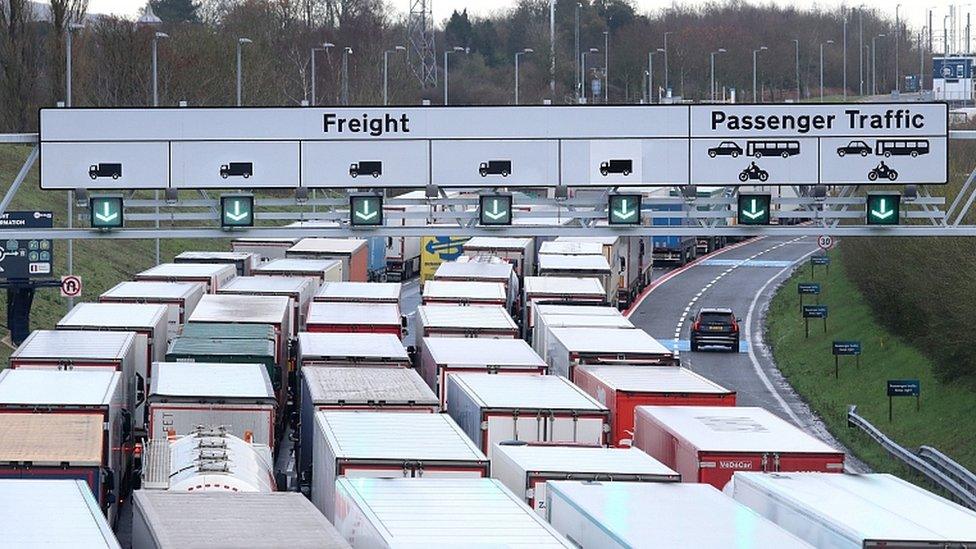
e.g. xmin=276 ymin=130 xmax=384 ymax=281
xmin=820 ymin=39 xmax=834 ymax=100
xmin=753 ymin=45 xmax=768 ymax=101
xmin=896 ymin=3 xmax=901 ymax=92
xmin=710 ymin=48 xmax=726 ymax=101
xmin=663 ymin=31 xmax=673 ymax=95
xmin=647 ymin=48 xmax=664 ymax=103
xmin=152 ymin=32 xmax=168 ymax=107
xmin=514 ymin=48 xmax=534 ymax=105
xmin=575 ymin=2 xmax=581 ymax=99
xmin=310 ymin=42 xmax=334 ymax=107
xmin=603 ymin=30 xmax=609 ymax=103
xmin=580 ymin=48 xmax=599 ymax=103
xmin=341 ymin=46 xmax=352 ymax=105
xmin=236 ymin=37 xmax=252 ymax=106
xmin=859 ymin=6 xmax=864 ymax=95
xmin=65 ymin=22 xmax=84 ymax=107
xmin=872 ymin=33 xmax=886 ymax=95
xmin=384 ymin=45 xmax=406 ymax=105
xmin=843 ymin=12 xmax=848 ymax=99
xmin=443 ymin=46 xmax=467 ymax=106
xmin=793 ymin=39 xmax=801 ymax=101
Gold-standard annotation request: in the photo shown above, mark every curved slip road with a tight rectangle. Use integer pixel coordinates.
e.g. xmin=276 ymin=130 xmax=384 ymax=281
xmin=628 ymin=235 xmax=869 ymax=472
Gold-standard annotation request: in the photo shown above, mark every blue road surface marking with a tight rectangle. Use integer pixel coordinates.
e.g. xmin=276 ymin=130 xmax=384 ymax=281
xmin=664 ymin=339 xmax=749 ymax=353
xmin=700 ymin=259 xmax=794 ymax=268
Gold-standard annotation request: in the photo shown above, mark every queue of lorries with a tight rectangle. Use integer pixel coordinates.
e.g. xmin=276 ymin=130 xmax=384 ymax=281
xmin=1 ymin=234 xmax=975 ymax=549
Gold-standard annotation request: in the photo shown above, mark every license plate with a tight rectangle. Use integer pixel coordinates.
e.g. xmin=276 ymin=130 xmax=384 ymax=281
xmin=708 ymin=326 xmax=725 ymax=331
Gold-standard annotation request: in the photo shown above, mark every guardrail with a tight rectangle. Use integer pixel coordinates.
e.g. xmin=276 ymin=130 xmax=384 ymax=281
xmin=848 ymin=405 xmax=976 ymax=509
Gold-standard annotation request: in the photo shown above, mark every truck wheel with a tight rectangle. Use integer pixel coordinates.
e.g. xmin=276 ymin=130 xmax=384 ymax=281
xmin=351 ymin=172 xmax=358 ymax=178
xmin=600 ymin=169 xmax=608 ymax=176
xmin=623 ymin=170 xmax=631 ymax=176
xmin=221 ymin=173 xmax=228 ymax=179
xmin=90 ymin=174 xmax=97 ymax=179
xmin=372 ymin=172 xmax=380 ymax=178
xmin=112 ymin=174 xmax=119 ymax=179
xmin=502 ymin=171 xmax=509 ymax=177
xmin=243 ymin=173 xmax=250 ymax=178
xmin=479 ymin=170 xmax=487 ymax=177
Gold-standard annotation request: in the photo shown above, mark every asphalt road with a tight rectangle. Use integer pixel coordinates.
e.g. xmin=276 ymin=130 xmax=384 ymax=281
xmin=628 ymin=235 xmax=868 ymax=472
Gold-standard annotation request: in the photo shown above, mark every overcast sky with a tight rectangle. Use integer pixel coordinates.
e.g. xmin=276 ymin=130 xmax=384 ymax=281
xmin=91 ymin=0 xmax=934 ymax=28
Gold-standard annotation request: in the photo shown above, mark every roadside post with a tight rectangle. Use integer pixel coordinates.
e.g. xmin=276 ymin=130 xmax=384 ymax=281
xmin=831 ymin=340 xmax=861 ymax=378
xmin=810 ymin=254 xmax=830 ymax=277
xmin=797 ymin=282 xmax=821 ymax=309
xmin=886 ymin=379 xmax=920 ymax=421
xmin=802 ymin=304 xmax=828 ymax=338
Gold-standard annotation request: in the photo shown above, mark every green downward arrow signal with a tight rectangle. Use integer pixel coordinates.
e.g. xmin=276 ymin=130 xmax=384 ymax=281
xmin=483 ymin=199 xmax=508 ymax=221
xmin=225 ymin=200 xmax=250 ymax=222
xmin=94 ymin=202 xmax=118 ymax=223
xmin=741 ymin=198 xmax=766 ymax=220
xmin=870 ymin=198 xmax=894 ymax=220
xmin=613 ymin=199 xmax=636 ymax=221
xmin=355 ymin=199 xmax=378 ymax=221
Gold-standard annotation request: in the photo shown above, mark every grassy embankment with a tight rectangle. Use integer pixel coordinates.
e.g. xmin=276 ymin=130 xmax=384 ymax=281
xmin=767 ymin=246 xmax=976 ymax=474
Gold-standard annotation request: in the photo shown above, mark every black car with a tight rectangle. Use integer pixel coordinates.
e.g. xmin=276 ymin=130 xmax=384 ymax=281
xmin=836 ymin=140 xmax=872 ymax=157
xmin=690 ymin=307 xmax=740 ymax=352
xmin=707 ymin=141 xmax=743 ymax=158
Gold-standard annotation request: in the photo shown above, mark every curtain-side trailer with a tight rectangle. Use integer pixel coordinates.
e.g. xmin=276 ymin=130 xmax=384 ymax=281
xmin=230 ymin=237 xmax=300 ymax=262
xmin=555 ymin=235 xmax=652 ymax=309
xmin=148 ymin=362 xmax=276 ymax=449
xmin=305 ymin=302 xmax=404 ymax=339
xmin=422 ymin=280 xmax=508 ymax=307
xmin=313 ymin=281 xmax=402 ymax=305
xmin=492 ymin=444 xmax=679 ymax=515
xmin=532 ymin=306 xmax=633 ymax=362
xmin=297 ymin=366 xmax=438 ymax=485
xmin=99 ymin=281 xmax=205 ymax=342
xmin=634 ymin=405 xmax=845 ymax=489
xmin=218 ymin=275 xmax=315 ymax=332
xmin=462 ymin=237 xmax=536 ymax=280
xmin=419 ymin=337 xmax=547 ymax=408
xmin=57 ymin=302 xmax=168 ymax=431
xmin=523 ymin=278 xmax=608 ymax=339
xmin=545 ymin=327 xmax=677 ymax=381
xmin=311 ymin=411 xmax=489 ymax=522
xmin=135 ymin=263 xmax=237 ymax=293
xmin=574 ymin=365 xmax=736 ymax=447
xmin=545 ymin=481 xmax=810 ymax=548
xmin=254 ymin=258 xmax=343 ymax=289
xmin=174 ymin=250 xmax=260 ymax=276
xmin=445 ymin=373 xmax=609 ymax=459
xmin=297 ymin=332 xmax=410 ymax=369
xmin=537 ymin=254 xmax=614 ymax=305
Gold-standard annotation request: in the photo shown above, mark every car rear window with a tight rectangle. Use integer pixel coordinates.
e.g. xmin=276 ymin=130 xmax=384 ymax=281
xmin=701 ymin=312 xmax=732 ymax=324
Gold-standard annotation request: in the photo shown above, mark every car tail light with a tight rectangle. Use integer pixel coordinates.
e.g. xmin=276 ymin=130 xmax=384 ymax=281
xmin=692 ymin=321 xmax=701 ymax=331
xmin=731 ymin=319 xmax=739 ymax=333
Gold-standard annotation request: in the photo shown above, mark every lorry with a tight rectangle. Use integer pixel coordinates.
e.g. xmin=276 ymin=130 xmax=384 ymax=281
xmin=333 ymin=478 xmax=571 ymax=548
xmin=434 ymin=257 xmax=519 ymax=312
xmin=522 ymin=277 xmax=608 ymax=338
xmin=544 ymin=481 xmax=810 ymax=548
xmin=479 ymin=159 xmax=512 ymax=177
xmin=633 ymin=406 xmax=845 ymax=489
xmin=165 ymin=336 xmax=278 ymax=411
xmin=9 ymin=330 xmax=139 ymax=425
xmin=311 ymin=411 xmax=490 ymax=522
xmin=544 ymin=327 xmax=677 ymax=381
xmin=422 ymin=280 xmax=508 ymax=307
xmin=219 ymin=162 xmax=252 ymax=178
xmin=0 ymin=412 xmax=126 ymax=524
xmin=218 ymin=275 xmax=315 ymax=331
xmin=174 ymin=250 xmax=260 ymax=276
xmin=285 ymin=238 xmax=369 ymax=282
xmin=599 ymin=159 xmax=633 ymax=176
xmin=726 ymin=472 xmax=976 ymax=548
xmin=445 ymin=373 xmax=609 ymax=459
xmin=297 ymin=366 xmax=438 ymax=484
xmin=348 ymin=160 xmax=382 ymax=178
xmin=305 ymin=302 xmax=404 ymax=339
xmin=646 ymin=193 xmax=698 ymax=265
xmin=99 ymin=281 xmax=205 ymax=341
xmin=382 ymin=190 xmax=428 ymax=282
xmin=419 ymin=337 xmax=548 ymax=407
xmin=491 ymin=445 xmax=679 ymax=515
xmin=573 ymin=365 xmax=736 ymax=447
xmin=555 ymin=236 xmax=652 ymax=309
xmin=462 ymin=237 xmax=535 ymax=280
xmin=131 ymin=491 xmax=348 ymax=549
xmin=537 ymin=254 xmax=614 ymax=304
xmin=231 ymin=236 xmax=300 ymax=261
xmin=147 ymin=362 xmax=277 ymax=449
xmin=140 ymin=427 xmax=274 ymax=493
xmin=1 ymin=479 xmax=121 ymax=548
xmin=314 ymin=281 xmax=402 ymax=305
xmin=57 ymin=302 xmax=168 ymax=431
xmin=254 ymin=258 xmax=343 ymax=288
xmin=297 ymin=332 xmax=410 ymax=369
xmin=415 ymin=305 xmax=519 ymax=360
xmin=532 ymin=305 xmax=632 ymax=361
xmin=89 ymin=162 xmax=122 ymax=179
xmin=135 ymin=263 xmax=237 ymax=293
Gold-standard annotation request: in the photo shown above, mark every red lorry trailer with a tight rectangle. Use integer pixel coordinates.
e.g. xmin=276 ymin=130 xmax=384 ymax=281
xmin=545 ymin=327 xmax=677 ymax=381
xmin=297 ymin=332 xmax=410 ymax=369
xmin=633 ymin=405 xmax=845 ymax=489
xmin=99 ymin=281 xmax=205 ymax=342
xmin=218 ymin=275 xmax=315 ymax=333
xmin=134 ymin=262 xmax=237 ymax=293
xmin=574 ymin=366 xmax=736 ymax=447
xmin=285 ymin=238 xmax=369 ymax=282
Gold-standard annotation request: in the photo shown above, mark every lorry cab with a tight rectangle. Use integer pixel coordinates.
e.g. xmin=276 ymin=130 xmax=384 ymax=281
xmin=479 ymin=160 xmax=512 ymax=177
xmin=349 ymin=161 xmax=382 ymax=178
xmin=600 ymin=159 xmax=633 ymax=176
xmin=89 ymin=163 xmax=122 ymax=179
xmin=220 ymin=162 xmax=253 ymax=178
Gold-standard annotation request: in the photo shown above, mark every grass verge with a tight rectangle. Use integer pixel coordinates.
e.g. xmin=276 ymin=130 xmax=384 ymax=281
xmin=767 ymin=245 xmax=976 ymax=474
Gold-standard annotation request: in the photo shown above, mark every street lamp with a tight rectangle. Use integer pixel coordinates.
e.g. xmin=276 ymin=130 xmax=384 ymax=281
xmin=384 ymin=45 xmax=406 ymax=105
xmin=843 ymin=11 xmax=848 ymax=99
xmin=575 ymin=2 xmax=582 ymax=99
xmin=895 ymin=3 xmax=901 ymax=92
xmin=152 ymin=32 xmax=168 ymax=107
xmin=793 ymin=39 xmax=801 ymax=101
xmin=603 ymin=30 xmax=609 ymax=103
xmin=66 ymin=22 xmax=84 ymax=107
xmin=710 ymin=48 xmax=726 ymax=102
xmin=753 ymin=45 xmax=768 ymax=102
xmin=872 ymin=33 xmax=886 ymax=95
xmin=647 ymin=48 xmax=664 ymax=103
xmin=580 ymin=47 xmax=599 ymax=103
xmin=310 ymin=42 xmax=334 ymax=107
xmin=663 ymin=31 xmax=673 ymax=96
xmin=820 ymin=39 xmax=834 ymax=100
xmin=443 ymin=46 xmax=467 ymax=106
xmin=341 ymin=46 xmax=353 ymax=106
xmin=514 ymin=48 xmax=534 ymax=105
xmin=236 ymin=37 xmax=252 ymax=107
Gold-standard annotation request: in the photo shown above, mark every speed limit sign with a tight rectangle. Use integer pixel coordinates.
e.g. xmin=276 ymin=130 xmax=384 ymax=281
xmin=818 ymin=235 xmax=834 ymax=251
xmin=60 ymin=275 xmax=82 ymax=298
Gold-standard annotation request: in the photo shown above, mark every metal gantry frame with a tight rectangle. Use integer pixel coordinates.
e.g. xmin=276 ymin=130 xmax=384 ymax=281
xmin=3 ymin=131 xmax=976 ymax=239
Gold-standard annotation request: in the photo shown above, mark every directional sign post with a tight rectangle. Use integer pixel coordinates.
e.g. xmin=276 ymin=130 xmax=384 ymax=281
xmin=887 ymin=379 xmax=920 ymax=421
xmin=350 ymin=194 xmax=384 ymax=227
xmin=832 ymin=340 xmax=862 ymax=378
xmin=797 ymin=282 xmax=821 ymax=308
xmin=608 ymin=193 xmax=642 ymax=226
xmin=810 ymin=254 xmax=831 ymax=277
xmin=220 ymin=194 xmax=255 ymax=228
xmin=866 ymin=192 xmax=901 ymax=225
xmin=802 ymin=304 xmax=828 ymax=338
xmin=479 ymin=193 xmax=513 ymax=226
xmin=89 ymin=196 xmax=124 ymax=229
xmin=737 ymin=193 xmax=771 ymax=225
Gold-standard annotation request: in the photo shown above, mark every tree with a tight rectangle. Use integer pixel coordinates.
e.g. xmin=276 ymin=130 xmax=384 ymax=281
xmin=151 ymin=0 xmax=199 ymax=23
